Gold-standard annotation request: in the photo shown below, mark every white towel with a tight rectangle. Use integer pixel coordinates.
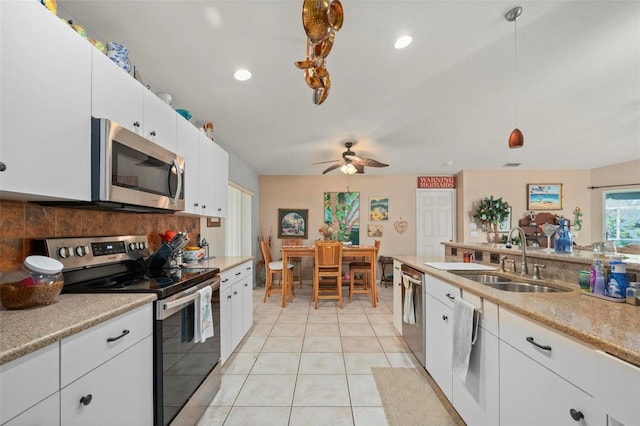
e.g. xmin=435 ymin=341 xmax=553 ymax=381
xmin=452 ymin=297 xmax=478 ymax=383
xmin=402 ymin=275 xmax=416 ymax=324
xmin=193 ymin=286 xmax=214 ymax=343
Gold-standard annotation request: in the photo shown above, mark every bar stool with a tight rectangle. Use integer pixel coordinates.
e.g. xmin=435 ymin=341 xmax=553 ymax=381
xmin=282 ymin=238 xmax=304 ymax=288
xmin=313 ymin=241 xmax=343 ymax=309
xmin=349 ymin=240 xmax=380 ymax=305
xmin=378 ymin=256 xmax=394 ymax=288
xmin=260 ymin=241 xmax=294 ymax=304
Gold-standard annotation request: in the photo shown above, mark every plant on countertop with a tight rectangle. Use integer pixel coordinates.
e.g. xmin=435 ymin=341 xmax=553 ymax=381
xmin=473 ymin=196 xmax=511 ymax=242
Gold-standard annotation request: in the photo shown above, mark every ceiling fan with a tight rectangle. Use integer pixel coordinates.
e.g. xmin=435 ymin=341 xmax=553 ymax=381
xmin=313 ymin=141 xmax=389 ymax=174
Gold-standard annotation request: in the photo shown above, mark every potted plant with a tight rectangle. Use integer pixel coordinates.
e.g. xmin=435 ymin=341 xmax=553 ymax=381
xmin=473 ymin=196 xmax=511 ymax=242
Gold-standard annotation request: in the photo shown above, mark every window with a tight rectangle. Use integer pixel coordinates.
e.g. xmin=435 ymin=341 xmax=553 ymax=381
xmin=604 ymin=190 xmax=640 ymax=247
xmin=225 ymin=184 xmax=253 ymax=256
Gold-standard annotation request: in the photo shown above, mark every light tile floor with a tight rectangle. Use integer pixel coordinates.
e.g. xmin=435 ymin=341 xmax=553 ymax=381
xmin=197 ymin=281 xmax=422 ymax=426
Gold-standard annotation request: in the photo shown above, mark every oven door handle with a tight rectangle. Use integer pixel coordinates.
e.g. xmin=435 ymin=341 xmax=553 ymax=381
xmin=163 ymin=289 xmax=199 ymax=311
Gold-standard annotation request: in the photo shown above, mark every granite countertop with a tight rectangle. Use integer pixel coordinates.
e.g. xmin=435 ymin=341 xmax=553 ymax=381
xmin=395 ymin=255 xmax=640 ymax=367
xmin=196 ymin=256 xmax=253 ymax=272
xmin=0 ymin=293 xmax=156 ymax=365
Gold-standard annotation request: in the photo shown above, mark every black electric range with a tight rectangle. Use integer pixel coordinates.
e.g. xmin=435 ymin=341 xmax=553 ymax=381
xmin=33 ymin=235 xmax=219 ymax=298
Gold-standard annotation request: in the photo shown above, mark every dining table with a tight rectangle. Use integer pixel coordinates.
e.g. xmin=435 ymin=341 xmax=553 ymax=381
xmin=280 ymin=244 xmax=379 ymax=308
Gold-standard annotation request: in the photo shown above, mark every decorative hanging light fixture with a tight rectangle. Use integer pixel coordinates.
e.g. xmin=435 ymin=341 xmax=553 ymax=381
xmin=505 ymin=6 xmax=524 ymax=149
xmin=294 ymin=0 xmax=343 ymax=105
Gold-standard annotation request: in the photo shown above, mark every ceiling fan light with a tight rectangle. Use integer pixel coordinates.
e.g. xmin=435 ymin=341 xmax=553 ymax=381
xmin=340 ymin=163 xmax=357 ymax=174
xmin=234 ymin=69 xmax=252 ymax=81
xmin=394 ymin=35 xmax=412 ymax=49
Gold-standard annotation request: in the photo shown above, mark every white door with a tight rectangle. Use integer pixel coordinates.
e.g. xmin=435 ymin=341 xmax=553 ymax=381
xmin=416 ymin=189 xmax=456 ymax=257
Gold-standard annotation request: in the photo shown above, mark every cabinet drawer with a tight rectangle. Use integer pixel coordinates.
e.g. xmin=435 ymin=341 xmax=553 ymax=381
xmin=0 ymin=343 xmax=59 ymax=424
xmin=61 ymin=304 xmax=152 ymax=387
xmin=499 ymin=308 xmax=596 ymax=394
xmin=3 ymin=392 xmax=60 ymax=426
xmin=220 ymin=262 xmax=252 ymax=288
xmin=461 ymin=291 xmax=498 ymax=336
xmin=425 ymin=275 xmax=460 ymax=307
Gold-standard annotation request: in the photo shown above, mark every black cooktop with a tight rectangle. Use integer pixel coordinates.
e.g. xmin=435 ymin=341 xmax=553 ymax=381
xmin=61 ymin=262 xmax=220 ymax=299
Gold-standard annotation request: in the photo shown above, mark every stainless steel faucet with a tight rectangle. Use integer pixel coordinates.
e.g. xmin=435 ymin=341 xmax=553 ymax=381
xmin=505 ymin=226 xmax=528 ymax=275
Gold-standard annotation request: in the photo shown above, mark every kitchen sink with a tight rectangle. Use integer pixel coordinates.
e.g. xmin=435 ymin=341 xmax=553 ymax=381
xmin=453 ymin=272 xmax=568 ymax=293
xmin=455 ymin=274 xmax=511 ymax=283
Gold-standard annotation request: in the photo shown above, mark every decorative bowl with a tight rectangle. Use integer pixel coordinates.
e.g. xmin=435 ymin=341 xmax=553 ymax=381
xmin=176 ymin=109 xmax=192 ymax=121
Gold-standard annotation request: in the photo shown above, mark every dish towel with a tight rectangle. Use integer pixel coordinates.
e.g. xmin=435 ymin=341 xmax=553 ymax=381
xmin=193 ymin=286 xmax=214 ymax=343
xmin=402 ymin=275 xmax=416 ymax=324
xmin=452 ymin=297 xmax=479 ymax=383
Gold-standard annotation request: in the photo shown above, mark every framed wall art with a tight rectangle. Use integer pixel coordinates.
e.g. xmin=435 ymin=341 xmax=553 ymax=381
xmin=277 ymin=208 xmax=308 ymax=238
xmin=527 ymin=184 xmax=563 ymax=210
xmin=369 ymin=197 xmax=389 ymax=221
xmin=206 ymin=217 xmax=221 ymax=227
xmin=367 ymin=224 xmax=383 ymax=237
xmin=497 ymin=207 xmax=512 ymax=232
xmin=324 ymin=192 xmax=360 ymax=244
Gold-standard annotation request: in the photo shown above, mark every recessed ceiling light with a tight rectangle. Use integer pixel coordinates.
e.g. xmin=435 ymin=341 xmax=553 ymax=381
xmin=442 ymin=161 xmax=454 ymax=167
xmin=502 ymin=162 xmax=522 ymax=167
xmin=394 ymin=35 xmax=412 ymax=49
xmin=234 ymin=69 xmax=251 ymax=81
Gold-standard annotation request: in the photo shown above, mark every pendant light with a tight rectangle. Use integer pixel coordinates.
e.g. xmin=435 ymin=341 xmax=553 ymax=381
xmin=505 ymin=6 xmax=524 ymax=149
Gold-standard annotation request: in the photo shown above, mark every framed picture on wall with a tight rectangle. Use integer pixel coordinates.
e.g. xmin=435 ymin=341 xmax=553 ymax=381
xmin=367 ymin=224 xmax=383 ymax=237
xmin=277 ymin=208 xmax=309 ymax=238
xmin=498 ymin=207 xmax=512 ymax=232
xmin=527 ymin=184 xmax=563 ymax=210
xmin=369 ymin=197 xmax=389 ymax=221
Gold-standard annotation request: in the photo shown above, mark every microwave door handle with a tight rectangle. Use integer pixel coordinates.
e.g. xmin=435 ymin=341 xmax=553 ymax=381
xmin=169 ymin=157 xmax=182 ymax=205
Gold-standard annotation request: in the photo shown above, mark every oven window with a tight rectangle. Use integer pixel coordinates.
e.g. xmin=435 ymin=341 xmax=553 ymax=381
xmin=112 ymin=141 xmax=183 ymax=200
xmin=161 ymin=289 xmax=220 ymax=425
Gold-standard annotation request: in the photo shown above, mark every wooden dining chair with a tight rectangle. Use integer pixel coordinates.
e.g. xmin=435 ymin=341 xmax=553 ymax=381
xmin=282 ymin=238 xmax=304 ymax=288
xmin=313 ymin=240 xmax=343 ymax=309
xmin=260 ymin=241 xmax=295 ymax=304
xmin=349 ymin=240 xmax=381 ymax=305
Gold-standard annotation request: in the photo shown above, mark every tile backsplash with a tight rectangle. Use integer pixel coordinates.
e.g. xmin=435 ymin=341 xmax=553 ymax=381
xmin=0 ymin=200 xmax=199 ymax=272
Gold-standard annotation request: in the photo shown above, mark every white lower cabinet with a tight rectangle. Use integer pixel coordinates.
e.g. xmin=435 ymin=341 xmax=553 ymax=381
xmin=3 ymin=393 xmax=60 ymax=426
xmin=593 ymin=350 xmax=640 ymax=426
xmin=424 ymin=293 xmax=453 ymax=401
xmin=499 ymin=340 xmax=598 ymax=426
xmin=392 ymin=260 xmax=402 ymax=334
xmin=220 ymin=261 xmax=254 ymax=363
xmin=61 ymin=335 xmax=153 ymax=426
xmin=451 ymin=293 xmax=499 ymax=426
xmin=0 ymin=343 xmax=59 ymax=425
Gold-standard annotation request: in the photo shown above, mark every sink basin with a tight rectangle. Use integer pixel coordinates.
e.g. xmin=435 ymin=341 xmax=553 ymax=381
xmin=453 ymin=272 xmax=568 ymax=293
xmin=455 ymin=274 xmax=511 ymax=283
xmin=483 ymin=282 xmax=567 ymax=293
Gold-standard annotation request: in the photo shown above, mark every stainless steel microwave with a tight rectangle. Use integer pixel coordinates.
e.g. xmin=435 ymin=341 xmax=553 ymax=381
xmin=91 ymin=117 xmax=185 ymax=212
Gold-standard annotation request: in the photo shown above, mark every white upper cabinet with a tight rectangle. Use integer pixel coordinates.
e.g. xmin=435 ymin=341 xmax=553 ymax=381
xmin=198 ymin=133 xmax=217 ymax=217
xmin=91 ymin=50 xmax=144 ymax=135
xmin=91 ymin=51 xmax=177 ymax=153
xmin=0 ymin=1 xmax=92 ymax=201
xmin=176 ymin=116 xmax=201 ymax=215
xmin=212 ymin=141 xmax=229 ymax=217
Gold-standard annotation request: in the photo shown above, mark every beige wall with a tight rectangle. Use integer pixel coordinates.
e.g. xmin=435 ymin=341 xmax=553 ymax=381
xmin=259 ymin=175 xmax=418 ymax=258
xmin=589 ymin=159 xmax=640 ymax=243
xmin=259 ymin=163 xmax=636 ymax=257
xmin=459 ymin=169 xmax=592 ymax=245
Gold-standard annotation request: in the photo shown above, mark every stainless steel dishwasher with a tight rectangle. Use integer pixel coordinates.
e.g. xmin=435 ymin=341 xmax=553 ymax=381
xmin=400 ymin=263 xmax=425 ymax=367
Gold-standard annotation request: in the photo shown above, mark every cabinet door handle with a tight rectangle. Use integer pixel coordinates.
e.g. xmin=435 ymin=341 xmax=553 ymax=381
xmin=244 ymin=283 xmax=248 ymax=287
xmin=133 ymin=121 xmax=140 ymax=128
xmin=202 ymin=205 xmax=207 ymax=209
xmin=107 ymin=329 xmax=130 ymax=342
xmin=442 ymin=315 xmax=448 ymax=321
xmin=569 ymin=409 xmax=584 ymax=421
xmin=150 ymin=130 xmax=156 ymax=136
xmin=233 ymin=291 xmax=238 ymax=295
xmin=80 ymin=394 xmax=93 ymax=406
xmin=0 ymin=162 xmax=6 ymax=172
xmin=526 ymin=336 xmax=552 ymax=351
xmin=222 ymin=278 xmax=229 ymax=283
xmin=227 ymin=294 xmax=232 ymax=299
xmin=235 ymin=272 xmax=241 ymax=276
xmin=445 ymin=293 xmax=455 ymax=300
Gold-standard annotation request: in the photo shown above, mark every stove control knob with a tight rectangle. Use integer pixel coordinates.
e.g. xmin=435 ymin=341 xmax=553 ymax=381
xmin=58 ymin=246 xmax=72 ymax=258
xmin=129 ymin=242 xmax=137 ymax=251
xmin=75 ymin=245 xmax=90 ymax=257
xmin=139 ymin=242 xmax=147 ymax=250
xmin=136 ymin=242 xmax=144 ymax=250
